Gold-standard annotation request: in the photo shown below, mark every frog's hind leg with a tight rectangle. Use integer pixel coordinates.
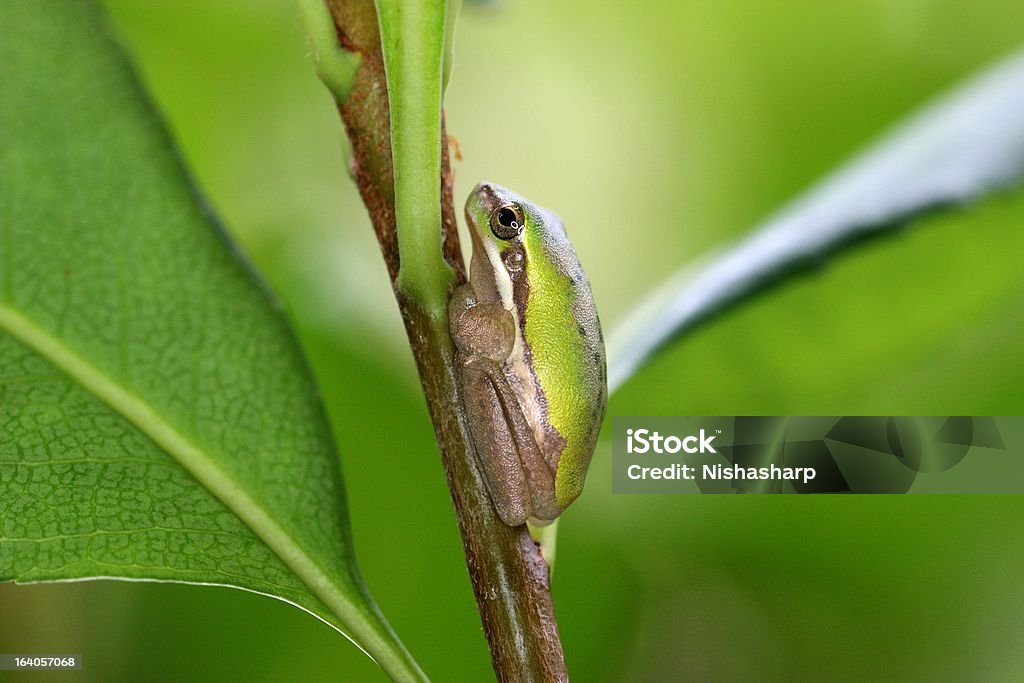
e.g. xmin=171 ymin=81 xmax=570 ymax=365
xmin=459 ymin=360 xmax=531 ymax=526
xmin=463 ymin=356 xmax=561 ymax=524
xmin=451 ymin=289 xmax=559 ymax=524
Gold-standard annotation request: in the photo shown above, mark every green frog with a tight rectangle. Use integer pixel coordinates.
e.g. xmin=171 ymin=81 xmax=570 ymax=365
xmin=449 ymin=182 xmax=606 ymax=526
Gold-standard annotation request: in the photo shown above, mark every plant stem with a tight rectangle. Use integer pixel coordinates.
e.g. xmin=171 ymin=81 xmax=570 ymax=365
xmin=322 ymin=1 xmax=568 ymax=680
xmin=375 ymin=0 xmax=453 ymax=316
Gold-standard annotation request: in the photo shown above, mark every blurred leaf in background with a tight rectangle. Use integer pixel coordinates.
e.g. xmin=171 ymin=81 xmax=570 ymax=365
xmin=2 ymin=0 xmax=1023 ymax=681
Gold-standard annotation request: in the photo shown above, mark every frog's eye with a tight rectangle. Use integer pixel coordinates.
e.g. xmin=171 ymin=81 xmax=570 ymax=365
xmin=490 ymin=203 xmax=525 ymax=240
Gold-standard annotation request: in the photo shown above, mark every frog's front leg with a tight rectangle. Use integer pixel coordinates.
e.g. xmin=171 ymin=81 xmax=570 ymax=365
xmin=450 ymin=287 xmax=559 ymax=525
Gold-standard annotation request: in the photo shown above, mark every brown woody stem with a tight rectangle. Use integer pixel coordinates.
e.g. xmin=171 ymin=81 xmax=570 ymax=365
xmin=323 ymin=1 xmax=568 ymax=680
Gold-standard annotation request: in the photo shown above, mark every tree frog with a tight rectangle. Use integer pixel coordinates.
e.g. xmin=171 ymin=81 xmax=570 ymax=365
xmin=449 ymin=182 xmax=607 ymax=526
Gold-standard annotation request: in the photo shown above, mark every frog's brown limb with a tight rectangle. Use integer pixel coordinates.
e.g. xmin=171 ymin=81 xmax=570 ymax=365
xmin=458 ymin=359 xmax=530 ymax=525
xmin=461 ymin=355 xmax=561 ymax=525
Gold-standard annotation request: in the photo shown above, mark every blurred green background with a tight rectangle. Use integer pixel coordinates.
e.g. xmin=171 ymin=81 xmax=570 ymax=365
xmin=3 ymin=0 xmax=1024 ymax=680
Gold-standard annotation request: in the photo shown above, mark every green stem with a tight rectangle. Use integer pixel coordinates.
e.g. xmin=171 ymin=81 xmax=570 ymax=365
xmin=442 ymin=0 xmax=463 ymax=94
xmin=298 ymin=0 xmax=361 ymax=102
xmin=376 ymin=0 xmax=455 ymax=318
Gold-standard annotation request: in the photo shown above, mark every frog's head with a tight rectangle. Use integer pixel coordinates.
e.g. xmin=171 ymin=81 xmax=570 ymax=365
xmin=464 ymin=181 xmax=565 ymax=309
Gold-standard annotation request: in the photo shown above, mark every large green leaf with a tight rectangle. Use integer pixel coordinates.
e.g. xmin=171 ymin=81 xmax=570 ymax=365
xmin=0 ymin=2 xmax=424 ymax=681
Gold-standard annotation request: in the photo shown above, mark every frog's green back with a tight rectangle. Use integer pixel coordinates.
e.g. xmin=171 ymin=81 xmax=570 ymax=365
xmin=521 ymin=210 xmax=607 ymax=508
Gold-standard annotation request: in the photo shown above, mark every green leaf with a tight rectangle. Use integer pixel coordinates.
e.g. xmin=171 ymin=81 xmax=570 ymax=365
xmin=608 ymin=49 xmax=1024 ymax=393
xmin=0 ymin=2 xmax=424 ymax=681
